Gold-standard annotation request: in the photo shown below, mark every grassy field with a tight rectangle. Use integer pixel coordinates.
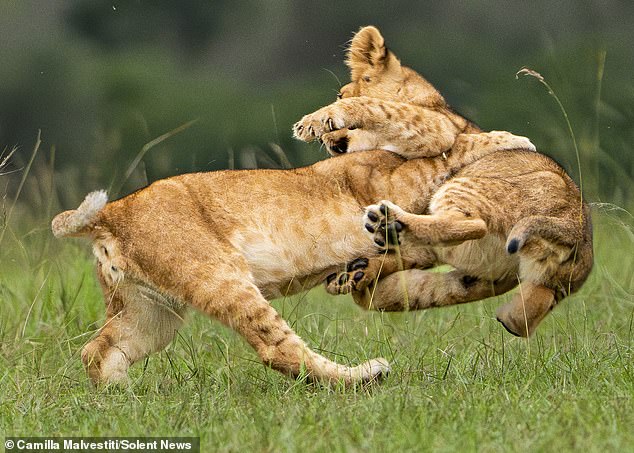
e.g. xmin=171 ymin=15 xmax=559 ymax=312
xmin=0 ymin=188 xmax=633 ymax=452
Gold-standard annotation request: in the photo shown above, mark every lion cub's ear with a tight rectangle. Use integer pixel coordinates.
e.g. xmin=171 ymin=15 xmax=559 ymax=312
xmin=346 ymin=26 xmax=399 ymax=80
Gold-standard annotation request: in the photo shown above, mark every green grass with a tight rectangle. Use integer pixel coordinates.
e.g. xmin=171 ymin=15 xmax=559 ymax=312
xmin=0 ymin=203 xmax=632 ymax=452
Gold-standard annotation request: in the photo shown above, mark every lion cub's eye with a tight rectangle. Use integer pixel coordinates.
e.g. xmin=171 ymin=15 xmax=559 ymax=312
xmin=362 ymin=76 xmax=371 ymax=82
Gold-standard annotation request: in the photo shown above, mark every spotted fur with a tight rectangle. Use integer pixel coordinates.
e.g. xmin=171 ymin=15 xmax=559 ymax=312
xmin=293 ymin=27 xmax=535 ymax=159
xmin=310 ymin=26 xmax=593 ymax=337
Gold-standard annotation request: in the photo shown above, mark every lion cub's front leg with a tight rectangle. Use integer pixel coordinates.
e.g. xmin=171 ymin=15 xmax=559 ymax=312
xmin=294 ymin=97 xmax=412 ymax=141
xmin=294 ymin=97 xmax=460 ymax=157
xmin=320 ymin=128 xmax=384 ymax=155
xmin=326 ymin=257 xmax=374 ymax=295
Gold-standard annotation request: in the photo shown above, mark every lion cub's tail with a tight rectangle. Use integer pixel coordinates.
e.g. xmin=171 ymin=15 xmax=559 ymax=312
xmin=52 ymin=190 xmax=108 ymax=238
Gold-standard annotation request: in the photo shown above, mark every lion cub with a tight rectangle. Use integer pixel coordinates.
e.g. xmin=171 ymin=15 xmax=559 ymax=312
xmin=295 ymin=26 xmax=593 ymax=337
xmin=294 ymin=27 xmax=533 ymax=160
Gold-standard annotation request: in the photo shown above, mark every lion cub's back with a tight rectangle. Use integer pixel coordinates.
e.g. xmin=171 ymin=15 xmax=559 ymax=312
xmin=456 ymin=150 xmax=580 ymax=213
xmin=457 ymin=150 xmax=569 ymax=180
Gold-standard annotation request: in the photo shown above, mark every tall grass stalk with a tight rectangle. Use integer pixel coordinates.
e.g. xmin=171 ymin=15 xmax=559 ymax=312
xmin=516 ymin=68 xmax=585 ymax=221
xmin=593 ymin=52 xmax=607 ymax=153
xmin=113 ymin=119 xmax=198 ymax=196
xmin=0 ymin=131 xmax=41 ymax=248
xmin=0 ymin=146 xmax=18 ymax=176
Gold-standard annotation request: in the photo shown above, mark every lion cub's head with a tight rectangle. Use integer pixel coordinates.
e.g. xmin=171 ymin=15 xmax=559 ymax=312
xmin=338 ymin=26 xmax=446 ymax=109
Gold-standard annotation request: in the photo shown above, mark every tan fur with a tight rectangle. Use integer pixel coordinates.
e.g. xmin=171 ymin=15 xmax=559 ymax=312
xmin=54 ymin=144 xmax=516 ymax=386
xmin=310 ymin=26 xmax=593 ymax=337
xmin=53 ymin=27 xmax=592 ymax=387
xmin=56 ymin=31 xmax=545 ymax=385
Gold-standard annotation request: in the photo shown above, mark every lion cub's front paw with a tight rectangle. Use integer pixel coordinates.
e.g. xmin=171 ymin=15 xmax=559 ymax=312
xmin=321 ymin=129 xmax=351 ymax=155
xmin=293 ymin=106 xmax=347 ymax=142
xmin=364 ymin=201 xmax=406 ymax=251
xmin=325 ymin=257 xmax=372 ymax=295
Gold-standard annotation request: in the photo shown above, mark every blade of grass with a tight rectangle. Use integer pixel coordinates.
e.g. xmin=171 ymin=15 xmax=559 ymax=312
xmin=516 ymin=67 xmax=584 ymax=220
xmin=0 ymin=146 xmax=18 ymax=175
xmin=0 ymin=131 xmax=41 ymax=248
xmin=269 ymin=143 xmax=293 ymax=169
xmin=113 ymin=119 xmax=198 ymax=196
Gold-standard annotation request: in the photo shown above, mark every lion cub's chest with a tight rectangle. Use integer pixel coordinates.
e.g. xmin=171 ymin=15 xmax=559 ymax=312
xmin=229 ymin=198 xmax=374 ymax=288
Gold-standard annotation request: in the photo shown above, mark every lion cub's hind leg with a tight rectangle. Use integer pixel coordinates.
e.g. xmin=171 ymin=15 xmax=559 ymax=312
xmin=82 ymin=274 xmax=186 ymax=386
xmin=453 ymin=131 xmax=536 ymax=159
xmin=364 ymin=200 xmax=487 ymax=250
xmin=177 ymin=257 xmax=390 ymax=386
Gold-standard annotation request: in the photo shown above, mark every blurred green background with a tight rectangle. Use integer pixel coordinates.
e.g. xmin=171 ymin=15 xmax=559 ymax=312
xmin=1 ymin=0 xmax=633 ymax=207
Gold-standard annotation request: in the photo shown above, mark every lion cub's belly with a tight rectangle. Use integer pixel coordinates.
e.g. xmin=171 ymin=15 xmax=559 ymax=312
xmin=229 ymin=201 xmax=375 ymax=289
xmin=436 ymin=234 xmax=519 ymax=281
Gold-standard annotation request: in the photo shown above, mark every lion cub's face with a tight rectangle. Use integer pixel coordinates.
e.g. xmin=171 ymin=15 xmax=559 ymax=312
xmin=339 ymin=26 xmax=446 ymax=109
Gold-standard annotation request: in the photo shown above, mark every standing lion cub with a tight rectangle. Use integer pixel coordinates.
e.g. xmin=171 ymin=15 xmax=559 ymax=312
xmin=294 ymin=26 xmax=593 ymax=338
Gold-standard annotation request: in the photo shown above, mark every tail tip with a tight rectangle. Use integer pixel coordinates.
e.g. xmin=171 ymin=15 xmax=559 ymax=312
xmin=51 ymin=190 xmax=108 ymax=238
xmin=84 ymin=190 xmax=108 ymax=210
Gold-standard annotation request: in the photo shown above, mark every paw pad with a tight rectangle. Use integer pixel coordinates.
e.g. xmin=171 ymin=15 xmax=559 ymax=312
xmin=325 ymin=257 xmax=371 ymax=295
xmin=363 ymin=202 xmax=405 ymax=251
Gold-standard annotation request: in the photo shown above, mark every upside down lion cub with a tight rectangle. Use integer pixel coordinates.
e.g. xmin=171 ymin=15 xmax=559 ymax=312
xmin=294 ymin=26 xmax=593 ymax=337
xmin=51 ymin=56 xmax=531 ymax=385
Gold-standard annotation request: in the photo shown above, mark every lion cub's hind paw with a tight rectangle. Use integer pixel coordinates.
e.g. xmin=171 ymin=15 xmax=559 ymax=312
xmin=489 ymin=130 xmax=537 ymax=152
xmin=359 ymin=358 xmax=391 ymax=384
xmin=325 ymin=257 xmax=371 ymax=295
xmin=364 ymin=201 xmax=405 ymax=250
